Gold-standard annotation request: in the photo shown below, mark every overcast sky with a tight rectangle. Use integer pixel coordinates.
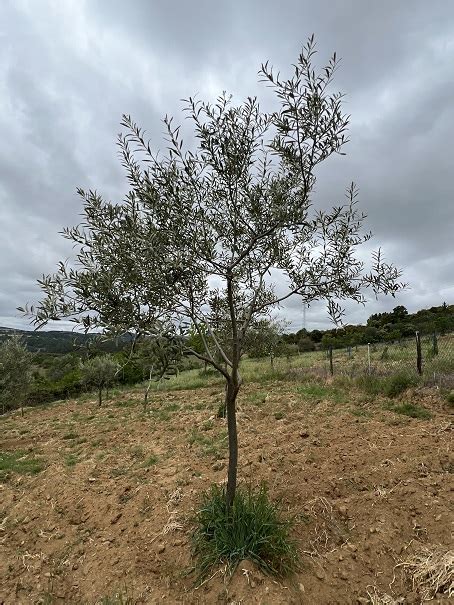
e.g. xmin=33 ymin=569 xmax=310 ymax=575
xmin=1 ymin=0 xmax=453 ymax=332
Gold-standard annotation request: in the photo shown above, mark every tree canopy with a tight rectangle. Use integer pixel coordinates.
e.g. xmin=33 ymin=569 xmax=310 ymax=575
xmin=24 ymin=37 xmax=404 ymax=505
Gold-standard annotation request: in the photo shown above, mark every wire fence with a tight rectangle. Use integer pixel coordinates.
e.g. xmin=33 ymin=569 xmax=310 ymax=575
xmin=314 ymin=331 xmax=454 ymax=388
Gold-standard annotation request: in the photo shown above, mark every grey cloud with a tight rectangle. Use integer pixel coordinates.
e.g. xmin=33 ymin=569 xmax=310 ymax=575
xmin=0 ymin=0 xmax=453 ymax=331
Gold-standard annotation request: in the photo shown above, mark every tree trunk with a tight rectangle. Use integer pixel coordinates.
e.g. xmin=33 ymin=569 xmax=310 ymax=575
xmin=225 ymin=379 xmax=240 ymax=508
xmin=98 ymin=386 xmax=103 ymax=407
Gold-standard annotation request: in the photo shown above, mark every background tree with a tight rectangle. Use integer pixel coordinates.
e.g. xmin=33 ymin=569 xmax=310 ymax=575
xmin=80 ymin=355 xmax=118 ymax=407
xmin=244 ymin=318 xmax=288 ymax=367
xmin=298 ymin=336 xmax=316 ymax=353
xmin=134 ymin=333 xmax=184 ymax=411
xmin=25 ymin=37 xmax=404 ymax=507
xmin=0 ymin=335 xmax=34 ymax=416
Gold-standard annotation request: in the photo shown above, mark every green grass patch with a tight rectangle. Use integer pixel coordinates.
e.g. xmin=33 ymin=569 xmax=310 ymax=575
xmin=149 ymin=368 xmax=223 ymax=392
xmin=62 ymin=431 xmax=79 ymax=440
xmin=192 ymin=484 xmax=299 ymax=578
xmin=246 ymin=391 xmax=268 ymax=407
xmin=296 ymin=383 xmax=346 ymax=403
xmin=90 ymin=439 xmax=104 ymax=447
xmin=130 ymin=445 xmax=145 ymax=460
xmin=142 ymin=454 xmax=158 ymax=467
xmin=243 ymin=367 xmax=291 ymax=384
xmin=0 ymin=450 xmax=46 ymax=479
xmin=64 ymin=453 xmax=79 ymax=468
xmin=350 ymin=407 xmax=372 ymax=418
xmin=384 ymin=373 xmax=418 ymax=398
xmin=385 ymin=402 xmax=432 ymax=419
xmin=115 ymin=399 xmax=137 ymax=408
xmin=188 ymin=429 xmax=227 ymax=459
xmin=110 ymin=467 xmax=129 ymax=478
xmin=356 ymin=373 xmax=419 ymax=398
xmin=148 ymin=407 xmax=171 ymax=422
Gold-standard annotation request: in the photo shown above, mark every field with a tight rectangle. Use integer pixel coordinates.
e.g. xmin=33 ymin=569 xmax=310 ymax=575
xmin=1 ymin=359 xmax=453 ymax=604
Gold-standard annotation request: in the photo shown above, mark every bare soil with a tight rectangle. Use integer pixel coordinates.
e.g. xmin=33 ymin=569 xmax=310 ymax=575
xmin=1 ymin=381 xmax=453 ymax=604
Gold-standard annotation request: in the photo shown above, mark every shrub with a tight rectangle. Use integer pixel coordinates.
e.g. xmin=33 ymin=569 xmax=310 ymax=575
xmin=192 ymin=484 xmax=299 ymax=578
xmin=0 ymin=335 xmax=33 ymax=415
xmin=384 ymin=373 xmax=418 ymax=398
xmin=281 ymin=343 xmax=300 ymax=358
xmin=298 ymin=337 xmax=316 ymax=352
xmin=380 ymin=346 xmax=389 ymax=360
xmin=446 ymin=390 xmax=454 ymax=406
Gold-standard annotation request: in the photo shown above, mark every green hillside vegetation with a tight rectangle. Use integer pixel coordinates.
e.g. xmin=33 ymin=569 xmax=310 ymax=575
xmin=0 ymin=302 xmax=452 ymax=412
xmin=283 ymin=303 xmax=454 ymax=352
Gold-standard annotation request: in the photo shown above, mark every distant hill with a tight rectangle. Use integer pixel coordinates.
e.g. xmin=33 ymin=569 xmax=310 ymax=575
xmin=284 ymin=302 xmax=454 ymax=349
xmin=1 ymin=302 xmax=453 ymax=354
xmin=0 ymin=327 xmax=125 ymax=354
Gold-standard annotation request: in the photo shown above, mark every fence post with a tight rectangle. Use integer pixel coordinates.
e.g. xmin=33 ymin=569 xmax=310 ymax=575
xmin=367 ymin=343 xmax=371 ymax=375
xmin=415 ymin=331 xmax=422 ymax=375
xmin=329 ymin=345 xmax=334 ymax=376
xmin=432 ymin=332 xmax=439 ymax=356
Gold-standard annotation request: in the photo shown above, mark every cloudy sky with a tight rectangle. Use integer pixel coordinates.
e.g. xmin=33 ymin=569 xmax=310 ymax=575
xmin=1 ymin=0 xmax=453 ymax=332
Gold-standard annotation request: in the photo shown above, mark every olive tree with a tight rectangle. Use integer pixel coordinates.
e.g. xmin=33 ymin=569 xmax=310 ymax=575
xmin=0 ymin=335 xmax=34 ymax=416
xmin=24 ymin=38 xmax=404 ymax=506
xmin=134 ymin=333 xmax=184 ymax=411
xmin=244 ymin=318 xmax=288 ymax=367
xmin=80 ymin=355 xmax=118 ymax=406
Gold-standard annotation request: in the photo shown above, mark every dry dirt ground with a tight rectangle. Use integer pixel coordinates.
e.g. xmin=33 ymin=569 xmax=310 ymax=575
xmin=1 ymin=380 xmax=453 ymax=604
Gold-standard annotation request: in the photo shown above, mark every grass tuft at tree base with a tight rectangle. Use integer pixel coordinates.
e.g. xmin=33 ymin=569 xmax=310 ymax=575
xmin=191 ymin=483 xmax=299 ymax=579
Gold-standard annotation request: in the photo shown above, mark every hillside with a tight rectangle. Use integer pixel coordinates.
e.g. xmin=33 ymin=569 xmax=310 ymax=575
xmin=0 ymin=327 xmax=128 ymax=354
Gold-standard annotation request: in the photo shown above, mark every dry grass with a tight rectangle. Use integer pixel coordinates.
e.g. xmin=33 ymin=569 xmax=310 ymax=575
xmin=365 ymin=586 xmax=398 ymax=604
xmin=401 ymin=545 xmax=453 ymax=600
xmin=301 ymin=496 xmax=351 ymax=558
